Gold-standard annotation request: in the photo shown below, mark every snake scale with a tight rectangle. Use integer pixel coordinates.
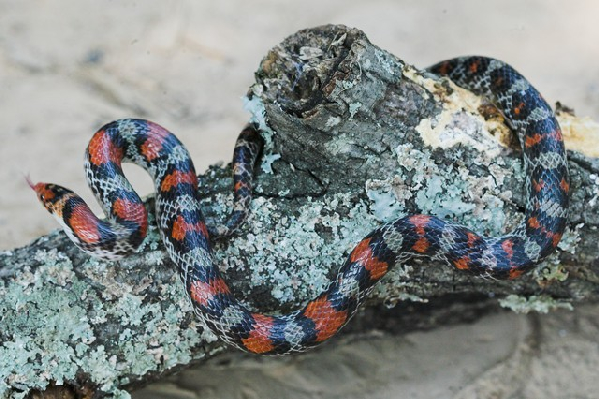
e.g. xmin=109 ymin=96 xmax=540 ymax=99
xmin=31 ymin=56 xmax=569 ymax=355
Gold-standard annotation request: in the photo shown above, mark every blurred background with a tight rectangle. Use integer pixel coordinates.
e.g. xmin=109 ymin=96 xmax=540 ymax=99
xmin=1 ymin=1 xmax=598 ymax=398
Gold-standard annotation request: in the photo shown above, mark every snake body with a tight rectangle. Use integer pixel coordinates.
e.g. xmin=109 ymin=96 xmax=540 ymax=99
xmin=32 ymin=57 xmax=569 ymax=355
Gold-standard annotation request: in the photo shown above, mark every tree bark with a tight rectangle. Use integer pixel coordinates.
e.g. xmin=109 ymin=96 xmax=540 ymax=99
xmin=1 ymin=24 xmax=598 ymax=398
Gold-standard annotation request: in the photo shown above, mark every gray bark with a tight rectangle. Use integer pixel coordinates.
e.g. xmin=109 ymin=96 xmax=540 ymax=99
xmin=1 ymin=24 xmax=598 ymax=398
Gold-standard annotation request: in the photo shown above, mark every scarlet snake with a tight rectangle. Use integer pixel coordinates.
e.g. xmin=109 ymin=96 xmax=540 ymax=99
xmin=31 ymin=56 xmax=569 ymax=355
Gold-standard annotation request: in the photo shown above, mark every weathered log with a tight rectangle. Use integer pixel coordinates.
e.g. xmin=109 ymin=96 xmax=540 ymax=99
xmin=1 ymin=24 xmax=598 ymax=398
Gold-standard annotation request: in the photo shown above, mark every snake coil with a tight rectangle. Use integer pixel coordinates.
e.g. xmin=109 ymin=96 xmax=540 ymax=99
xmin=32 ymin=56 xmax=569 ymax=354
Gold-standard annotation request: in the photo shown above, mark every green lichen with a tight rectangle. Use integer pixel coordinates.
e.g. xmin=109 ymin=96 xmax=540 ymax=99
xmin=1 ymin=251 xmax=92 ymax=391
xmin=210 ymin=193 xmax=380 ymax=306
xmin=528 ymin=223 xmax=583 ymax=283
xmin=348 ymin=102 xmax=362 ymax=119
xmin=260 ymin=153 xmax=282 ymax=174
xmin=206 ymin=169 xmax=432 ymax=309
xmin=366 ymin=181 xmax=405 ymax=222
xmin=374 ymin=47 xmax=402 ymax=76
xmin=587 ymin=173 xmax=599 ymax=208
xmin=498 ymin=295 xmax=573 ymax=313
xmin=371 ymin=263 xmax=422 ymax=306
xmin=135 ymin=210 xmax=162 ymax=253
xmin=533 ymin=260 xmax=570 ymax=282
xmin=340 ymin=79 xmax=357 ymax=91
xmin=365 ymin=142 xmax=515 ymax=236
xmin=325 ymin=116 xmax=341 ymax=128
xmin=0 ymin=243 xmax=205 ymax=397
xmin=557 ymin=222 xmax=584 ymax=255
xmin=243 ymin=92 xmax=280 ymax=175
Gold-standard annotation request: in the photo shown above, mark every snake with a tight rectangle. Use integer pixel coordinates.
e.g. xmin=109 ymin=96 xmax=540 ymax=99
xmin=31 ymin=56 xmax=570 ymax=355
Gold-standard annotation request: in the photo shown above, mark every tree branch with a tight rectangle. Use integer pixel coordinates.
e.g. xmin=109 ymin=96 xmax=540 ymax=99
xmin=1 ymin=24 xmax=598 ymax=398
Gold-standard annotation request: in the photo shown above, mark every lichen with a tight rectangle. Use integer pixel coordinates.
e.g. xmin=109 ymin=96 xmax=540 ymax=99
xmin=210 ymin=193 xmax=381 ymax=306
xmin=325 ymin=116 xmax=341 ymax=128
xmin=557 ymin=223 xmax=584 ymax=255
xmin=498 ymin=295 xmax=573 ymax=313
xmin=527 ymin=223 xmax=584 ymax=283
xmin=533 ymin=258 xmax=570 ymax=283
xmin=365 ymin=141 xmax=515 ymax=236
xmin=348 ymin=102 xmax=362 ymax=119
xmin=587 ymin=173 xmax=599 ymax=208
xmin=374 ymin=47 xmax=402 ymax=76
xmin=0 ymin=244 xmax=205 ymax=397
xmin=260 ymin=153 xmax=282 ymax=174
xmin=413 ymin=74 xmax=523 ymax=233
xmin=243 ymin=91 xmax=281 ymax=175
xmin=365 ymin=179 xmax=405 ymax=222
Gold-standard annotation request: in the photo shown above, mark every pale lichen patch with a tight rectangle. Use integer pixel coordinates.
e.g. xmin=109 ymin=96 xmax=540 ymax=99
xmin=402 ymin=65 xmax=430 ymax=100
xmin=325 ymin=116 xmax=341 ymax=127
xmin=243 ymin=92 xmax=280 ymax=174
xmin=415 ymin=105 xmax=509 ymax=157
xmin=348 ymin=102 xmax=362 ymax=119
xmin=499 ymin=295 xmax=573 ymax=313
xmin=365 ymin=141 xmax=515 ymax=236
xmin=533 ymin=257 xmax=569 ymax=283
xmin=587 ymin=174 xmax=599 ymax=208
xmin=216 ymin=190 xmax=428 ymax=307
xmin=371 ymin=262 xmax=422 ymax=306
xmin=365 ymin=178 xmax=408 ymax=222
xmin=260 ymin=153 xmax=282 ymax=174
xmin=0 ymin=235 xmax=205 ymax=397
xmin=557 ymin=223 xmax=584 ymax=255
xmin=210 ymin=193 xmax=380 ymax=308
xmin=374 ymin=47 xmax=401 ymax=76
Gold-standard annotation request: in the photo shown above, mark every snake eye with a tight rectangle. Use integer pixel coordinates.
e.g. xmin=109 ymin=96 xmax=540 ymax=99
xmin=40 ymin=193 xmax=45 ymax=201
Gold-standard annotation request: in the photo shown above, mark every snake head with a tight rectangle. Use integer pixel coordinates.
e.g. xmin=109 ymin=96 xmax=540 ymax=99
xmin=27 ymin=177 xmax=74 ymax=214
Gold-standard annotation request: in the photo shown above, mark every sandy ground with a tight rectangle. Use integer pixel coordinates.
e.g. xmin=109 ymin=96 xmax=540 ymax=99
xmin=1 ymin=1 xmax=598 ymax=398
